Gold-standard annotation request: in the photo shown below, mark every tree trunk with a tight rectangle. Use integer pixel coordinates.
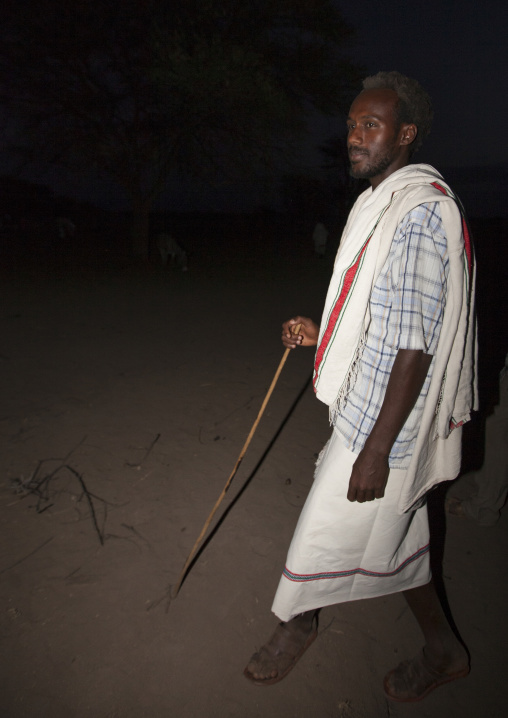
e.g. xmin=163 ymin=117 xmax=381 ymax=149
xmin=130 ymin=197 xmax=152 ymax=259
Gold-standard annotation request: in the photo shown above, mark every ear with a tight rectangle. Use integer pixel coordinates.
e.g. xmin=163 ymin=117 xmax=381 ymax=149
xmin=400 ymin=123 xmax=417 ymax=147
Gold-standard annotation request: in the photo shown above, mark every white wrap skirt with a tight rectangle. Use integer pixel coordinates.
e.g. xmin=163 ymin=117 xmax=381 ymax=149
xmin=272 ymin=430 xmax=431 ymax=622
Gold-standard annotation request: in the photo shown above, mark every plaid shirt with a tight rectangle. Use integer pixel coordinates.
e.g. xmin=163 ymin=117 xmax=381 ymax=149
xmin=334 ymin=202 xmax=449 ymax=468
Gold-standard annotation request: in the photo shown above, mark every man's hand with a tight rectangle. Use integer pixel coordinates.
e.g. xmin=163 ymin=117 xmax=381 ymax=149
xmin=282 ymin=316 xmax=319 ymax=349
xmin=347 ymin=446 xmax=390 ymax=503
xmin=346 ymin=348 xmax=434 ymax=503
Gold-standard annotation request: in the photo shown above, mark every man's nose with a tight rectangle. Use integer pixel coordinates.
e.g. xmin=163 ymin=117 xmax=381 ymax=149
xmin=348 ymin=126 xmax=363 ymax=145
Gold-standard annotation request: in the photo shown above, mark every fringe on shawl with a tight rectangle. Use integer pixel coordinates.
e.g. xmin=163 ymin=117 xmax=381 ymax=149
xmin=328 ymin=329 xmax=367 ymax=426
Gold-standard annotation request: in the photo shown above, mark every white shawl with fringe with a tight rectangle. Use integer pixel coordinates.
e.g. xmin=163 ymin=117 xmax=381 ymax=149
xmin=313 ymin=164 xmax=478 ymax=513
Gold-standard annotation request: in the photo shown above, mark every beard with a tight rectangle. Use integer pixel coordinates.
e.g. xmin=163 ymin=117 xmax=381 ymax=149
xmin=348 ymin=147 xmax=396 ymax=180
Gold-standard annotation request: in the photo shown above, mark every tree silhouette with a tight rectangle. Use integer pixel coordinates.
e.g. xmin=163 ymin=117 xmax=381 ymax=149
xmin=0 ymin=0 xmax=361 ymax=257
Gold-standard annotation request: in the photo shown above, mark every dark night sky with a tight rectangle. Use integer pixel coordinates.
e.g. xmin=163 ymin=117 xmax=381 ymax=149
xmin=4 ymin=0 xmax=507 ymax=217
xmin=168 ymin=0 xmax=508 ymax=216
xmin=337 ymin=0 xmax=507 ymax=169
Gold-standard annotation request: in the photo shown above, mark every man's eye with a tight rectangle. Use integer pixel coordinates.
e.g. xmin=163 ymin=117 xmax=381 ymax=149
xmin=367 ymin=122 xmax=377 ymax=128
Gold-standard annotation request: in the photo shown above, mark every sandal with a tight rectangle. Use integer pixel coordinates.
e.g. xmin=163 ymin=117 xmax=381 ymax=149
xmin=384 ymin=650 xmax=470 ymax=702
xmin=244 ymin=618 xmax=318 ymax=686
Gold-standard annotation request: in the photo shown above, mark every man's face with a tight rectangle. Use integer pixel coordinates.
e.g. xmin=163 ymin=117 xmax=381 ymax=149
xmin=347 ymin=89 xmax=412 ymax=188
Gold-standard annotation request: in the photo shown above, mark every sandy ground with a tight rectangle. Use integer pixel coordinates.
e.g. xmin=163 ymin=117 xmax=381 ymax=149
xmin=1 ymin=219 xmax=507 ymax=718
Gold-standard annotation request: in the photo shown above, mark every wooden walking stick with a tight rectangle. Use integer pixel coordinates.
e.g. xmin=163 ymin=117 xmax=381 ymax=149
xmin=172 ymin=324 xmax=302 ymax=597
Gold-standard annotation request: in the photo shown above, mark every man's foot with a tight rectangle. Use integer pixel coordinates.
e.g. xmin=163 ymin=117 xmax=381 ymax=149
xmin=244 ymin=615 xmax=318 ymax=686
xmin=383 ymin=649 xmax=470 ymax=702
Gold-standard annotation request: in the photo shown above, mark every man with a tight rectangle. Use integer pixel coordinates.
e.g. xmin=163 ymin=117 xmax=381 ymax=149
xmin=244 ymin=71 xmax=477 ymax=703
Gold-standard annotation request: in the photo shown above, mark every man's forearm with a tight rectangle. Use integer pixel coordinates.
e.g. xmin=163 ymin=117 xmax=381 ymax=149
xmin=365 ymin=348 xmax=433 ymax=457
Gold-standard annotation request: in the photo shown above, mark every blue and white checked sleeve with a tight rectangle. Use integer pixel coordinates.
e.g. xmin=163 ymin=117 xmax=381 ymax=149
xmin=383 ymin=203 xmax=449 ymax=355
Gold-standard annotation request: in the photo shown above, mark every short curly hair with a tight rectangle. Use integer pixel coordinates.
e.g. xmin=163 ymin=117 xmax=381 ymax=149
xmin=362 ymin=71 xmax=433 ymax=155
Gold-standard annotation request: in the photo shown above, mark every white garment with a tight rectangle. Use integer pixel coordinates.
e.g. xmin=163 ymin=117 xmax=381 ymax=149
xmin=313 ymin=164 xmax=478 ymax=513
xmin=271 ymin=431 xmax=431 ymax=622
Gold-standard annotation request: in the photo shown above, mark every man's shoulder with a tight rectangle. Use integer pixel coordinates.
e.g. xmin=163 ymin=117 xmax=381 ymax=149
xmin=398 ymin=202 xmax=444 ymax=235
xmin=390 ymin=202 xmax=449 ymax=263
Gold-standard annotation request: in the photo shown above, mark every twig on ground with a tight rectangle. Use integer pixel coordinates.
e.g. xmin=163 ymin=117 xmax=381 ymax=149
xmin=65 ymin=465 xmax=104 ymax=545
xmin=146 ymin=584 xmax=173 ymax=613
xmin=121 ymin=523 xmax=152 ymax=549
xmin=9 ymin=445 xmax=110 ymax=547
xmin=125 ymin=433 xmax=161 ymax=468
xmin=0 ymin=536 xmax=54 ymax=575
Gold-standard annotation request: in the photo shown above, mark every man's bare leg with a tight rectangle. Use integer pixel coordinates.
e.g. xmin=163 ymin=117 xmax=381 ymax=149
xmin=384 ymin=580 xmax=470 ymax=701
xmin=244 ymin=610 xmax=318 ymax=685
